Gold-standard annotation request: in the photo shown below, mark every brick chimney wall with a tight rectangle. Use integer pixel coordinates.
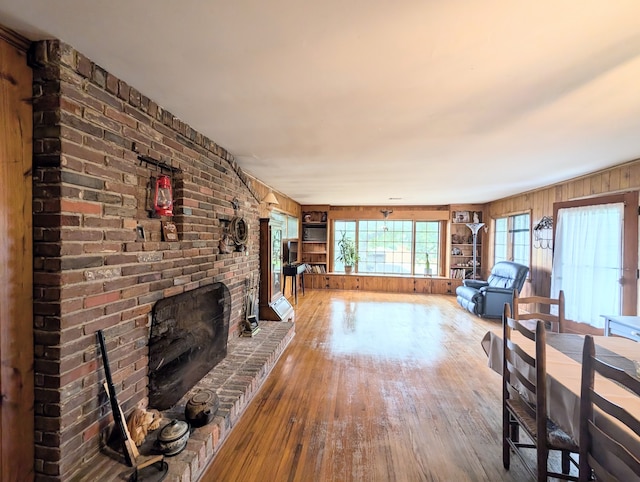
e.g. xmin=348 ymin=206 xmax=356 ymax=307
xmin=31 ymin=40 xmax=262 ymax=481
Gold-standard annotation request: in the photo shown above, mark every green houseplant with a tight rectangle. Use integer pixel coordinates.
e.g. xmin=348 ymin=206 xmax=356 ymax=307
xmin=336 ymin=231 xmax=359 ymax=274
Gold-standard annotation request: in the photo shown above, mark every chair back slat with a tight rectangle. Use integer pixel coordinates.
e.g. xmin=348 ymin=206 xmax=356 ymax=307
xmin=517 ymin=313 xmax=560 ymax=323
xmin=502 ymin=301 xmax=574 ymax=480
xmin=587 ymin=419 xmax=640 ymax=477
xmin=505 ymin=353 xmax=536 ymax=395
xmin=592 ymin=390 xmax=640 ymax=437
xmin=510 ymin=366 xmax=536 ymax=396
xmin=504 ymin=307 xmax=538 ymax=399
xmin=514 ymin=289 xmax=565 ymax=333
xmin=586 ymin=453 xmax=624 ymax=482
xmin=579 ymin=334 xmax=640 ymax=481
xmin=505 ymin=335 xmax=537 ymax=368
xmin=507 ymin=315 xmax=536 ymax=341
xmin=594 ymin=358 xmax=640 ymax=394
xmin=517 ymin=295 xmax=560 ymax=307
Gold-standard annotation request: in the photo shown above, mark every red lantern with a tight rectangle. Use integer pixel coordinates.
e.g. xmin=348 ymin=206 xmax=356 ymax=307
xmin=154 ymin=174 xmax=173 ymax=216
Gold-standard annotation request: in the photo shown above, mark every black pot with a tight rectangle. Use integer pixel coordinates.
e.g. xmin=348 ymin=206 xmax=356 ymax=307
xmin=185 ymin=389 xmax=219 ymax=427
xmin=156 ymin=419 xmax=190 ymax=456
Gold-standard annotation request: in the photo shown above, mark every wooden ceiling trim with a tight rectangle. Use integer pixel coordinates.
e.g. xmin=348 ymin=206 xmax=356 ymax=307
xmin=0 ymin=25 xmax=29 ymax=51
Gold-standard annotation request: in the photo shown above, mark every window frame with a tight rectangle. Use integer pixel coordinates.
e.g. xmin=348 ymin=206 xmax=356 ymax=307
xmin=331 ymin=218 xmax=444 ymax=276
xmin=493 ymin=211 xmax=531 ymax=269
xmin=270 ymin=210 xmax=299 ymax=240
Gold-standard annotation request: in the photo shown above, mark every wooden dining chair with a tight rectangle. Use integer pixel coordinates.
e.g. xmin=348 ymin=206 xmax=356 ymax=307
xmin=579 ymin=335 xmax=640 ymax=482
xmin=502 ymin=303 xmax=579 ymax=481
xmin=513 ymin=289 xmax=566 ymax=333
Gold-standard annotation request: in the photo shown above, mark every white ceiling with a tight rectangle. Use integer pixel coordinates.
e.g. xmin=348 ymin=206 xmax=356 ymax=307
xmin=2 ymin=1 xmax=640 ymax=206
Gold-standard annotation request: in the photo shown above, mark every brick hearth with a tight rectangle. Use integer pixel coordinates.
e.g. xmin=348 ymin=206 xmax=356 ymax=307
xmin=73 ymin=321 xmax=294 ymax=482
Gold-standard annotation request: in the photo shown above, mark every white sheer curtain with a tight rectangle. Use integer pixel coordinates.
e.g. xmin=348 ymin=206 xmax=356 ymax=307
xmin=550 ymin=203 xmax=624 ymax=328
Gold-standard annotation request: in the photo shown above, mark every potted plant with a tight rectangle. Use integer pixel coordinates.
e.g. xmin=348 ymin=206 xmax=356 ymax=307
xmin=336 ymin=231 xmax=359 ymax=274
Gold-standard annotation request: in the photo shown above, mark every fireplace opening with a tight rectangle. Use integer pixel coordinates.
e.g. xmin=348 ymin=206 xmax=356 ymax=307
xmin=149 ymin=283 xmax=231 ymax=410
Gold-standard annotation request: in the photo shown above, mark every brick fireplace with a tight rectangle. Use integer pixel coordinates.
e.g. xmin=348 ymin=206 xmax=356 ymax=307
xmin=30 ymin=40 xmax=277 ymax=480
xmin=149 ymin=283 xmax=231 ymax=410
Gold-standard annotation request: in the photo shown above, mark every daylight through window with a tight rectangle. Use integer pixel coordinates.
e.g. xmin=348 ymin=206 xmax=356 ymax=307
xmin=333 ymin=219 xmax=441 ymax=275
xmin=493 ymin=213 xmax=530 ymax=267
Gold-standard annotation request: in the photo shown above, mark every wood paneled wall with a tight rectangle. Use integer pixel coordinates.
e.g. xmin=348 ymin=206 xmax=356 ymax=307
xmin=486 ymin=158 xmax=640 ymax=311
xmin=328 ymin=204 xmax=451 ymax=221
xmin=0 ymin=28 xmax=34 ymax=482
xmin=245 ymin=173 xmax=301 ymax=218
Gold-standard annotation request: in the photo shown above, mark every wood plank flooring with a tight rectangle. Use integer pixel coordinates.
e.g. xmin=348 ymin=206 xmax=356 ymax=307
xmin=201 ymin=290 xmax=543 ymax=481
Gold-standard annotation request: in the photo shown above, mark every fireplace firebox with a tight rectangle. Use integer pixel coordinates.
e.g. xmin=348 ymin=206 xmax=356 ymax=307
xmin=149 ymin=283 xmax=231 ymax=410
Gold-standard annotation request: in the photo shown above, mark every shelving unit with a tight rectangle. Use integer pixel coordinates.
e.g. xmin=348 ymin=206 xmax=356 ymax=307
xmin=301 ymin=209 xmax=328 ymax=273
xmin=449 ymin=209 xmax=484 ymax=280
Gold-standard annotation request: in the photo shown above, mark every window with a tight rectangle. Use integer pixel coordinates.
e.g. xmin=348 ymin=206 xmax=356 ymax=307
xmin=359 ymin=220 xmax=413 ymax=274
xmin=493 ymin=213 xmax=530 ymax=267
xmin=332 ymin=219 xmax=442 ymax=275
xmin=286 ymin=215 xmax=298 ymax=239
xmin=511 ymin=214 xmax=530 ymax=267
xmin=271 ymin=211 xmax=299 ymax=239
xmin=494 ymin=218 xmax=508 ymax=263
xmin=333 ymin=220 xmax=356 ymax=272
xmin=415 ymin=221 xmax=440 ymax=276
xmin=270 ymin=211 xmax=286 ymax=229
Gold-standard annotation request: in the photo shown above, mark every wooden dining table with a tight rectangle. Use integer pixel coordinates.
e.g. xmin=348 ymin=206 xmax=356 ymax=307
xmin=481 ymin=327 xmax=640 ymax=461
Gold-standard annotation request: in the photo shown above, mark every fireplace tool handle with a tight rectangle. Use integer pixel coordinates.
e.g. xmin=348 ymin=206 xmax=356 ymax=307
xmin=97 ymin=330 xmax=136 ymax=466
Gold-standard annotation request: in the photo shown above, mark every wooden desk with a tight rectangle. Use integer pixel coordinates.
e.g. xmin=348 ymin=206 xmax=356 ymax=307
xmin=602 ymin=315 xmax=640 ymax=341
xmin=282 ymin=263 xmax=306 ymax=304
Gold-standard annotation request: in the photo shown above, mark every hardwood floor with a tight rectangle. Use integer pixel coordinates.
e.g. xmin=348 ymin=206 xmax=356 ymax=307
xmin=201 ymin=290 xmax=539 ymax=481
